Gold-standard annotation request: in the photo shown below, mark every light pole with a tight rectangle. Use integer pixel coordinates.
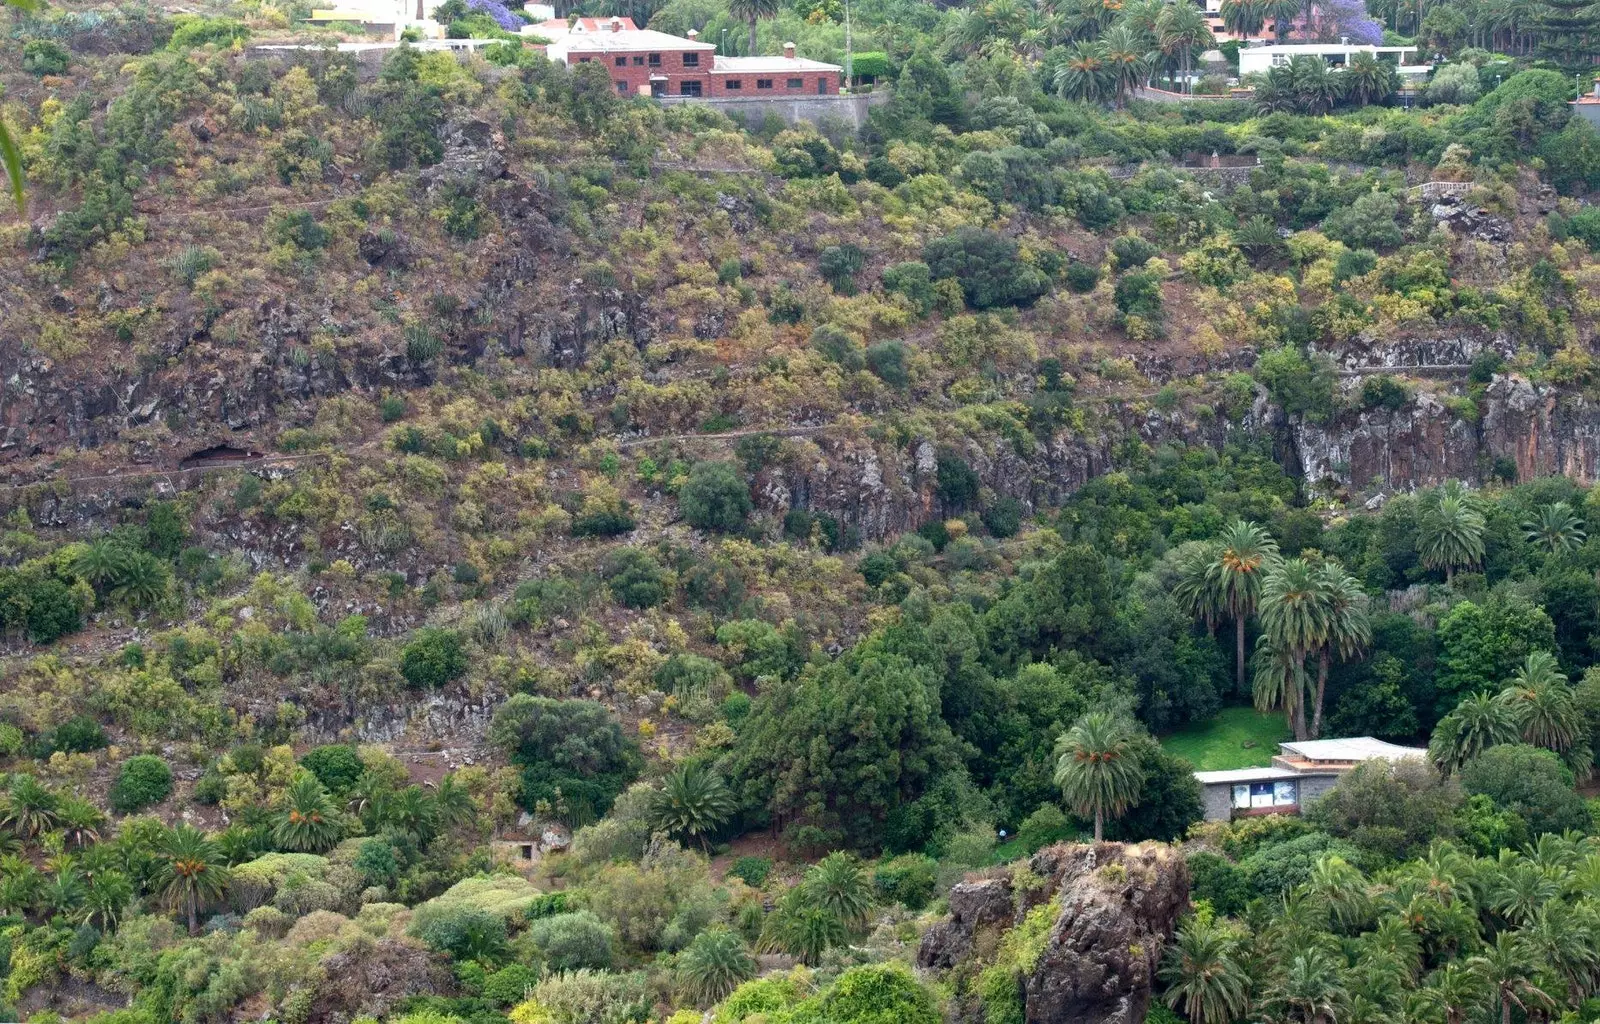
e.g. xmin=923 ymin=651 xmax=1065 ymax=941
xmin=720 ymin=27 xmax=727 ymax=55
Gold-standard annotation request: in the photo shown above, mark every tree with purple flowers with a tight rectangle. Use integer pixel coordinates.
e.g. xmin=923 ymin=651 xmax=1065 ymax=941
xmin=1292 ymin=0 xmax=1384 ymax=44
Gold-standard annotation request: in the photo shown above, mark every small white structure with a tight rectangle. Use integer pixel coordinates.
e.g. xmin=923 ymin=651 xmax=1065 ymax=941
xmin=1238 ymin=43 xmax=1430 ymax=79
xmin=523 ymin=2 xmax=555 ymax=20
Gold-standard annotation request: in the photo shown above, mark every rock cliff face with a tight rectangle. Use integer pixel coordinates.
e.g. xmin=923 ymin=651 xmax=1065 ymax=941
xmin=917 ymin=842 xmax=1190 ymax=1024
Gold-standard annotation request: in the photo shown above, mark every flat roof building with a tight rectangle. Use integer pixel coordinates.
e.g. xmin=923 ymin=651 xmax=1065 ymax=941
xmin=1238 ymin=43 xmax=1430 ymax=79
xmin=1195 ymin=735 xmax=1427 ymax=822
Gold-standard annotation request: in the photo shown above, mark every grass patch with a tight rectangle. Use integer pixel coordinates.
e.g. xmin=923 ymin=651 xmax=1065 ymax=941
xmin=1161 ymin=706 xmax=1290 ymax=771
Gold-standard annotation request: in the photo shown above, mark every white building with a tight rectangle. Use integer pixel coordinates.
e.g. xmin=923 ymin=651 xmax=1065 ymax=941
xmin=1194 ymin=736 xmax=1428 ymax=822
xmin=1238 ymin=43 xmax=1431 ymax=79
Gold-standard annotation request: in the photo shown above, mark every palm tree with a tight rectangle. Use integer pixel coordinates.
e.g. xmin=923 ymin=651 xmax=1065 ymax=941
xmin=1309 ymin=563 xmax=1371 ymax=738
xmin=1419 ymin=487 xmax=1486 ymax=584
xmin=273 ymin=775 xmax=343 ymax=853
xmin=1429 ymin=691 xmax=1519 ymax=775
xmin=1215 ymin=520 xmax=1280 ymax=693
xmin=1344 ymin=51 xmax=1396 ymax=107
xmin=1521 ymin=904 xmax=1600 ymax=1006
xmin=727 ymin=0 xmax=779 ymax=55
xmin=0 ymin=0 xmax=22 ymax=215
xmin=648 ymin=762 xmax=738 ymax=849
xmin=1253 ymin=634 xmax=1308 ymax=736
xmin=430 ymin=773 xmax=476 ymax=833
xmin=804 ymin=851 xmax=874 ymax=930
xmin=1054 ymin=711 xmax=1143 ymax=841
xmin=1488 ymin=860 xmax=1562 ymax=927
xmin=1221 ymin=0 xmax=1267 ymax=36
xmin=1263 ymin=0 xmax=1302 ymax=41
xmin=1100 ymin=24 xmax=1156 ymax=107
xmin=1172 ymin=541 xmax=1225 ymax=635
xmin=1156 ymin=1 xmax=1214 ymax=94
xmin=1501 ymin=651 xmax=1581 ymax=754
xmin=1469 ymin=932 xmax=1554 ymax=1024
xmin=1269 ymin=947 xmax=1348 ymax=1024
xmin=1055 ymin=40 xmax=1113 ymax=103
xmin=1235 ymin=216 xmax=1284 ymax=263
xmin=1306 ymin=855 xmax=1372 ymax=931
xmin=1259 ymin=558 xmax=1329 ymax=739
xmin=1289 ymin=55 xmax=1344 ymax=115
xmin=759 ymin=885 xmax=847 ymax=965
xmin=677 ymin=927 xmax=757 ymax=1005
xmin=73 ymin=542 xmax=130 ymax=590
xmin=111 ymin=553 xmax=171 ymax=611
xmin=1523 ymin=502 xmax=1586 ymax=554
xmin=1160 ymin=915 xmax=1249 ymax=1024
xmin=3 ymin=776 xmax=60 ymax=838
xmin=1419 ymin=962 xmax=1487 ymax=1024
xmin=57 ymin=798 xmax=106 ymax=850
xmin=155 ymin=826 xmax=230 ymax=935
xmin=79 ymin=870 xmax=133 ymax=931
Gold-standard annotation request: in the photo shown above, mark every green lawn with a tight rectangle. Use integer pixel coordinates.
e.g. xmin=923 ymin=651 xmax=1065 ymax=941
xmin=1161 ymin=706 xmax=1291 ymax=771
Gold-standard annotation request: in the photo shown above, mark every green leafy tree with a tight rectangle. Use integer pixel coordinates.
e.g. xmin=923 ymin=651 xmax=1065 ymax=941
xmin=1053 ymin=711 xmax=1143 ymax=841
xmin=679 ymin=461 xmax=753 ymax=532
xmin=1460 ymin=744 xmax=1591 ymax=835
xmin=110 ymin=755 xmax=173 ymax=813
xmin=399 ymin=627 xmax=468 ymax=689
xmin=156 ymin=826 xmax=231 ymax=935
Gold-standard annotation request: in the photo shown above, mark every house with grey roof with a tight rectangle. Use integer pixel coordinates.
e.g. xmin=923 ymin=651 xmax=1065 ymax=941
xmin=1194 ymin=736 xmax=1428 ymax=822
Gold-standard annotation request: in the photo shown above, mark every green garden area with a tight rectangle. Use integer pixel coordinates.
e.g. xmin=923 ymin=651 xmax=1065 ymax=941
xmin=1161 ymin=706 xmax=1291 ymax=770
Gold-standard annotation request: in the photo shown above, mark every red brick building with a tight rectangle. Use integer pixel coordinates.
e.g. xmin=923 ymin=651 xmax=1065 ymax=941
xmin=544 ymin=17 xmax=841 ymax=99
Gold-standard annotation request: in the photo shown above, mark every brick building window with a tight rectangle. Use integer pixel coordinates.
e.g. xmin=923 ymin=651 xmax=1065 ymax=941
xmin=576 ymin=56 xmax=591 ymax=62
xmin=633 ymin=55 xmax=644 ymax=64
xmin=724 ymin=78 xmax=741 ymax=89
xmin=757 ymin=78 xmax=773 ymax=89
xmin=683 ymin=52 xmax=699 ymax=66
xmin=615 ymin=81 xmax=628 ymax=93
xmin=679 ymin=80 xmax=702 ymax=96
xmin=787 ymin=77 xmax=802 ymax=89
xmin=615 ymin=56 xmax=626 ymax=66
xmin=648 ymin=52 xmax=661 ymax=66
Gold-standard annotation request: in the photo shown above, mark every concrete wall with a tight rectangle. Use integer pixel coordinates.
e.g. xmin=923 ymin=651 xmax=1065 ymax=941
xmin=1200 ymin=783 xmax=1233 ymax=822
xmin=658 ymin=90 xmax=886 ymax=129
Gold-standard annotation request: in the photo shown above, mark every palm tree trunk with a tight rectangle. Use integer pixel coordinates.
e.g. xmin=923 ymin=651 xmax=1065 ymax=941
xmin=187 ymin=893 xmax=199 ymax=935
xmin=747 ymin=16 xmax=757 ymax=55
xmin=1446 ymin=564 xmax=1454 ymax=584
xmin=1292 ymin=665 xmax=1308 ymax=740
xmin=1236 ymin=617 xmax=1247 ymax=694
xmin=1094 ymin=808 xmax=1103 ymax=842
xmin=1312 ymin=649 xmax=1329 ymax=738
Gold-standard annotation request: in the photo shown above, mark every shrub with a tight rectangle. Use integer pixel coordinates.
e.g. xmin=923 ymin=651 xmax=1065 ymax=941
xmin=1110 ymin=234 xmax=1158 ymax=271
xmin=819 ymin=244 xmax=866 ymax=295
xmin=923 ymin=228 xmax=1049 ymax=310
xmin=601 ymin=548 xmax=671 ymax=609
xmin=300 ymin=745 xmax=366 ymax=794
xmin=1460 ymin=744 xmax=1591 ymax=836
xmin=399 ymin=627 xmax=469 ymax=689
xmin=1016 ymin=803 xmax=1072 ymax=851
xmin=679 ymin=462 xmax=752 ymax=533
xmin=47 ymin=716 xmax=108 ymax=755
xmin=110 ymin=755 xmax=173 ymax=813
xmin=935 ymin=448 xmax=980 ymax=512
xmin=1321 ymin=191 xmax=1403 ymax=251
xmin=808 ymin=324 xmax=865 ymax=372
xmin=865 ymin=340 xmax=911 ymax=389
xmin=882 ymin=261 xmax=935 ymax=315
xmin=982 ymin=495 xmax=1024 ymax=538
xmin=871 ymin=853 xmax=938 ymax=910
xmin=23 ymin=40 xmax=71 ymax=75
xmin=1186 ymin=851 xmax=1250 ymax=916
xmin=409 ymin=904 xmax=508 ymax=960
xmin=1063 ymin=261 xmax=1100 ymax=293
xmin=526 ymin=910 xmax=615 ymax=971
xmin=727 ymin=856 xmax=772 ymax=887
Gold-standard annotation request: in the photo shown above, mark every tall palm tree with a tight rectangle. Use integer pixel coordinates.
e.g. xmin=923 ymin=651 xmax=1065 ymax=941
xmin=1419 ymin=962 xmax=1487 ymax=1024
xmin=1100 ymin=24 xmax=1156 ymax=107
xmin=1253 ymin=634 xmax=1308 ymax=736
xmin=1172 ymin=541 xmax=1225 ymax=636
xmin=1055 ymin=39 xmax=1113 ymax=103
xmin=1215 ymin=520 xmax=1280 ymax=693
xmin=1221 ymin=0 xmax=1268 ymax=37
xmin=1522 ymin=502 xmax=1586 ymax=554
xmin=1344 ymin=51 xmax=1396 ymax=107
xmin=1501 ymin=652 xmax=1581 ymax=755
xmin=1263 ymin=0 xmax=1302 ymax=41
xmin=727 ymin=0 xmax=779 ymax=55
xmin=648 ymin=761 xmax=738 ymax=849
xmin=1429 ymin=691 xmax=1519 ymax=775
xmin=155 ymin=826 xmax=230 ymax=935
xmin=1160 ymin=915 xmax=1250 ymax=1024
xmin=1419 ymin=487 xmax=1487 ymax=584
xmin=1156 ymin=2 xmax=1215 ymax=94
xmin=1468 ymin=932 xmax=1553 ymax=1024
xmin=1289 ymin=54 xmax=1344 ymax=115
xmin=1054 ymin=711 xmax=1143 ymax=841
xmin=1309 ymin=563 xmax=1371 ymax=738
xmin=1259 ymin=558 xmax=1329 ymax=739
xmin=429 ymin=773 xmax=476 ymax=833
xmin=1306 ymin=855 xmax=1372 ymax=931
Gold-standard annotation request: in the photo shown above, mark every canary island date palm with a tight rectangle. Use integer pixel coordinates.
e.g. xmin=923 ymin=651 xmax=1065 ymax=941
xmin=1259 ymin=558 xmax=1329 ymax=739
xmin=648 ymin=761 xmax=738 ymax=849
xmin=1419 ymin=486 xmax=1487 ymax=583
xmin=1309 ymin=562 xmax=1371 ymax=738
xmin=1156 ymin=1 xmax=1214 ymax=94
xmin=155 ymin=825 xmax=230 ymax=935
xmin=1215 ymin=520 xmax=1281 ymax=693
xmin=1221 ymin=0 xmax=1267 ymax=36
xmin=1159 ymin=914 xmax=1250 ymax=1024
xmin=1053 ymin=711 xmax=1143 ymax=841
xmin=273 ymin=775 xmax=343 ymax=853
xmin=677 ymin=927 xmax=756 ymax=1006
xmin=1522 ymin=502 xmax=1586 ymax=555
xmin=727 ymin=0 xmax=779 ymax=55
xmin=1429 ymin=690 xmax=1519 ymax=775
xmin=1501 ymin=651 xmax=1582 ymax=755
